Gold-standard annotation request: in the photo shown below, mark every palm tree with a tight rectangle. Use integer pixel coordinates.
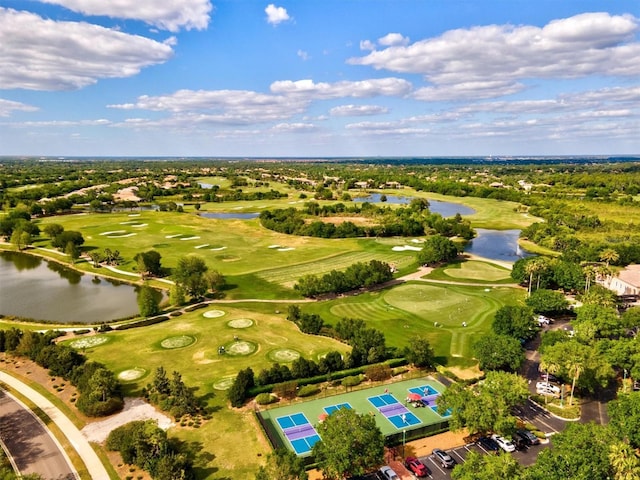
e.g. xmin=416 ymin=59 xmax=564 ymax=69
xmin=609 ymin=442 xmax=640 ymax=480
xmin=524 ymin=258 xmax=544 ymax=296
xmin=583 ymin=264 xmax=596 ymax=294
xmin=600 ymin=248 xmax=620 ymax=267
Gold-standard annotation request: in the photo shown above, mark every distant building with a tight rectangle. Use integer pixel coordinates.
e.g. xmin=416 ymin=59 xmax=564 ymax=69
xmin=608 ymin=265 xmax=640 ymax=296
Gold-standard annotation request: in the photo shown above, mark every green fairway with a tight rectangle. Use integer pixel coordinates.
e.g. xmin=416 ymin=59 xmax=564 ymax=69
xmin=426 ymin=260 xmax=514 ymax=283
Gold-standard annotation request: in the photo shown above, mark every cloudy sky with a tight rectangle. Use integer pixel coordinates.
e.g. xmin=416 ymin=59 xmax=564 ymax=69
xmin=1 ymin=0 xmax=639 ymax=157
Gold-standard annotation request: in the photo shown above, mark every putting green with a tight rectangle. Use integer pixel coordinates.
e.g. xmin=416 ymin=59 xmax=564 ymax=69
xmin=224 ymin=341 xmax=257 ymax=356
xmin=443 ymin=261 xmax=511 ymax=281
xmin=227 ymin=318 xmax=253 ymax=328
xmin=118 ymin=367 xmax=147 ymax=381
xmin=160 ymin=335 xmax=197 ymax=349
xmin=69 ymin=336 xmax=109 ymax=349
xmin=267 ymin=348 xmax=301 ymax=362
xmin=203 ymin=309 xmax=226 ymax=318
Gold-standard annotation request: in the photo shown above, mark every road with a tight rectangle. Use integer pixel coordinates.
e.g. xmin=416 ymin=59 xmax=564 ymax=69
xmin=0 ymin=371 xmax=110 ymax=480
xmin=0 ymin=389 xmax=75 ymax=479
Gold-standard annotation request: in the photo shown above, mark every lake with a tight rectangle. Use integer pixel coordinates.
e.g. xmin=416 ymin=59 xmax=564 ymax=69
xmin=464 ymin=229 xmax=532 ymax=262
xmin=0 ymin=251 xmax=144 ymax=324
xmin=354 ymin=194 xmax=475 ymax=217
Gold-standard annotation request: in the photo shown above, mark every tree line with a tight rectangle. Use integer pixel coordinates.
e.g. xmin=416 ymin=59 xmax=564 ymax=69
xmin=294 ymin=260 xmax=393 ymax=297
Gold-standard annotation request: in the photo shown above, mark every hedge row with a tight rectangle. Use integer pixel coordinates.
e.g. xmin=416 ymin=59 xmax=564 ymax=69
xmin=115 ymin=315 xmax=170 ymax=330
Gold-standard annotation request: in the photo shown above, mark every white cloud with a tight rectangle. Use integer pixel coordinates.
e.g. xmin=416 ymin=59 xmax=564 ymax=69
xmin=38 ymin=0 xmax=212 ymax=32
xmin=297 ymin=50 xmax=309 ymax=61
xmin=0 ymin=98 xmax=38 ymax=117
xmin=360 ymin=40 xmax=376 ymax=51
xmin=0 ymin=8 xmax=174 ymax=91
xmin=349 ymin=13 xmax=640 ymax=100
xmin=265 ymin=4 xmax=290 ymax=25
xmin=378 ymin=33 xmax=409 ymax=46
xmin=270 ymin=78 xmax=412 ymax=98
xmin=271 ymin=122 xmax=316 ymax=132
xmin=330 ymin=104 xmax=389 ymax=116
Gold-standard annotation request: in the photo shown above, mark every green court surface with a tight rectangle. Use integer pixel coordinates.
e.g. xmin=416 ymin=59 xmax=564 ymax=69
xmin=257 ymin=377 xmax=449 ymax=456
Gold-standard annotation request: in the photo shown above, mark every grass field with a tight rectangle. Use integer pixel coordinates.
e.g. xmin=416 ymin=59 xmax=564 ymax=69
xmin=425 ymin=260 xmax=514 ymax=284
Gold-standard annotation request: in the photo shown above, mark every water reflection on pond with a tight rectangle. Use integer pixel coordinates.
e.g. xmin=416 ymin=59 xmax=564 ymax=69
xmin=464 ymin=229 xmax=532 ymax=262
xmin=0 ymin=251 xmax=152 ymax=324
xmin=354 ymin=193 xmax=475 ymax=217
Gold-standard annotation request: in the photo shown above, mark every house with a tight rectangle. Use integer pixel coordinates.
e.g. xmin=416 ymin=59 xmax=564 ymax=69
xmin=608 ymin=265 xmax=640 ymax=296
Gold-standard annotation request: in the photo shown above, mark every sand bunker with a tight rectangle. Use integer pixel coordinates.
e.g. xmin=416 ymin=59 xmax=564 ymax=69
xmin=195 ymin=244 xmax=210 ymax=249
xmin=392 ymin=245 xmax=422 ymax=252
xmin=100 ymin=230 xmax=125 ymax=236
xmin=70 ymin=336 xmax=109 ymax=349
xmin=131 ymin=223 xmax=147 ymax=227
xmin=165 ymin=234 xmax=183 ymax=238
xmin=227 ymin=318 xmax=253 ymax=328
xmin=118 ymin=368 xmax=146 ymax=381
xmin=128 ymin=214 xmax=141 ymax=217
xmin=210 ymin=246 xmax=227 ymax=251
xmin=160 ymin=335 xmax=196 ymax=349
xmin=268 ymin=245 xmax=281 ymax=249
xmin=108 ymin=233 xmax=136 ymax=238
xmin=203 ymin=310 xmax=226 ymax=318
xmin=180 ymin=236 xmax=201 ymax=240
xmin=277 ymin=247 xmax=295 ymax=252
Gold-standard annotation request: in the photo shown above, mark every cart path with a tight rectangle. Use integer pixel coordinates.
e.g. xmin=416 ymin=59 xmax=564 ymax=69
xmin=0 ymin=371 xmax=110 ymax=480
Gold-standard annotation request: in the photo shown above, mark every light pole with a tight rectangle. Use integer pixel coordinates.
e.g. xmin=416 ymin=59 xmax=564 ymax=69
xmin=402 ymin=429 xmax=406 ymax=458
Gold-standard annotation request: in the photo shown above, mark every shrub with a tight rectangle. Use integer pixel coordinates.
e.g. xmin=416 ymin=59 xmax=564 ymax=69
xmin=297 ymin=385 xmax=320 ymax=397
xmin=255 ymin=393 xmax=276 ymax=405
xmin=341 ymin=375 xmax=363 ymax=388
xmin=365 ymin=364 xmax=392 ymax=382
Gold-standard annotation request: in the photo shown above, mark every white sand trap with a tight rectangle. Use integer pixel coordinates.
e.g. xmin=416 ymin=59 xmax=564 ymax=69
xmin=203 ymin=310 xmax=226 ymax=318
xmin=228 ymin=318 xmax=253 ymax=328
xmin=128 ymin=214 xmax=141 ymax=217
xmin=165 ymin=234 xmax=182 ymax=238
xmin=180 ymin=236 xmax=201 ymax=240
xmin=131 ymin=223 xmax=147 ymax=227
xmin=195 ymin=244 xmax=210 ymax=249
xmin=268 ymin=244 xmax=281 ymax=249
xmin=100 ymin=230 xmax=125 ymax=236
xmin=118 ymin=368 xmax=146 ymax=381
xmin=233 ymin=206 xmax=244 ymax=210
xmin=278 ymin=247 xmax=295 ymax=252
xmin=81 ymin=398 xmax=173 ymax=443
xmin=108 ymin=233 xmax=137 ymax=238
xmin=392 ymin=245 xmax=422 ymax=252
xmin=411 ymin=239 xmax=424 ymax=243
xmin=210 ymin=246 xmax=227 ymax=251
xmin=120 ymin=221 xmax=138 ymax=225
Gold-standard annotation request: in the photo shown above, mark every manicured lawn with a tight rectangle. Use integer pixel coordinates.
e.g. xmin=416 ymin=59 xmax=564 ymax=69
xmin=426 ymin=260 xmax=515 ymax=283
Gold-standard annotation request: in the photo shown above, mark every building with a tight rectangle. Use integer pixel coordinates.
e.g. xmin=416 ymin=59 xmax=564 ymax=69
xmin=608 ymin=265 xmax=640 ymax=296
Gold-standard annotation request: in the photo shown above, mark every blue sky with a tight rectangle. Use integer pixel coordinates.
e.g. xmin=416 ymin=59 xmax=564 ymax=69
xmin=0 ymin=0 xmax=638 ymax=157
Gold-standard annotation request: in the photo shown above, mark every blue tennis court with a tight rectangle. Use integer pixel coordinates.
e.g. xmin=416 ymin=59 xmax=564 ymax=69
xmin=431 ymin=406 xmax=452 ymax=417
xmin=388 ymin=411 xmax=422 ymax=428
xmin=276 ymin=412 xmax=321 ymax=455
xmin=408 ymin=385 xmax=438 ymax=397
xmin=368 ymin=393 xmax=398 ymax=408
xmin=324 ymin=402 xmax=352 ymax=415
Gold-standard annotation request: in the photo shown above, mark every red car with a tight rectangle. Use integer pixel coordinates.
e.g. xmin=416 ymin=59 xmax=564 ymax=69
xmin=405 ymin=456 xmax=430 ymax=477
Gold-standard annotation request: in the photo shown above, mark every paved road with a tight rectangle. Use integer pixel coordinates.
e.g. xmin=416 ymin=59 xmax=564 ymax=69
xmin=0 ymin=371 xmax=110 ymax=480
xmin=0 ymin=389 xmax=75 ymax=479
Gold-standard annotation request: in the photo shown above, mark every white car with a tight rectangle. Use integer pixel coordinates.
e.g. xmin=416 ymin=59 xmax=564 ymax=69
xmin=536 ymin=381 xmax=561 ymax=397
xmin=379 ymin=466 xmax=399 ymax=480
xmin=491 ymin=434 xmax=516 ymax=453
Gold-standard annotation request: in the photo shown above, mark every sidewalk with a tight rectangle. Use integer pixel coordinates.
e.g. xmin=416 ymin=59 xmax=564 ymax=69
xmin=0 ymin=371 xmax=111 ymax=480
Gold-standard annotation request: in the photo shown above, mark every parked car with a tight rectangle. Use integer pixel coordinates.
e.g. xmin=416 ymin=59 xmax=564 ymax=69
xmin=378 ymin=466 xmax=399 ymax=480
xmin=491 ymin=434 xmax=516 ymax=453
xmin=404 ymin=456 xmax=430 ymax=477
xmin=536 ymin=381 xmax=561 ymax=397
xmin=432 ymin=448 xmax=456 ymax=468
xmin=536 ymin=315 xmax=551 ymax=326
xmin=477 ymin=436 xmax=500 ymax=454
xmin=511 ymin=432 xmax=528 ymax=450
xmin=516 ymin=429 xmax=540 ymax=446
xmin=539 ymin=372 xmax=560 ymax=384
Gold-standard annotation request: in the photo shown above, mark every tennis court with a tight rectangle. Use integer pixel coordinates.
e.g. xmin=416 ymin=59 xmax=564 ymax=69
xmin=258 ymin=377 xmax=450 ymax=456
xmin=276 ymin=412 xmax=320 ymax=455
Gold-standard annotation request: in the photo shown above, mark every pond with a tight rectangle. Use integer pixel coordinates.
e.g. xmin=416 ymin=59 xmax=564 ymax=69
xmin=199 ymin=212 xmax=260 ymax=220
xmin=354 ymin=193 xmax=475 ymax=217
xmin=0 ymin=251 xmax=149 ymax=324
xmin=464 ymin=229 xmax=533 ymax=262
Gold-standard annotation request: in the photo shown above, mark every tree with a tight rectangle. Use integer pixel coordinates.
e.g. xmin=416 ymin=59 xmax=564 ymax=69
xmin=88 ymin=251 xmax=102 ymax=267
xmin=437 ymin=371 xmax=528 ymax=435
xmin=403 ymin=335 xmax=435 ymax=368
xmin=173 ymin=255 xmax=208 ymax=298
xmin=492 ymin=305 xmax=537 ymax=341
xmin=134 ymin=250 xmax=163 ymax=278
xmin=525 ymin=289 xmax=568 ymax=314
xmin=204 ymin=269 xmax=225 ymax=293
xmin=10 ymin=228 xmax=31 ymax=250
xmin=255 ymin=448 xmax=308 ymax=480
xmin=65 ymin=240 xmax=80 ymax=263
xmin=472 ymin=333 xmax=524 ymax=372
xmin=451 ymin=450 xmax=523 ymax=480
xmin=312 ymin=408 xmax=384 ymax=480
xmin=88 ymin=367 xmax=120 ymax=402
xmin=600 ymin=248 xmax=620 ymax=267
xmin=227 ymin=367 xmax=254 ymax=407
xmin=51 ymin=230 xmax=84 ymax=250
xmin=609 ymin=442 xmax=640 ymax=480
xmin=526 ymin=423 xmax=615 ymax=480
xmin=138 ymin=285 xmax=161 ymax=317
xmin=417 ymin=235 xmax=459 ymax=266
xmin=43 ymin=223 xmax=64 ymax=239
xmin=170 ymin=284 xmax=186 ymax=306
xmin=524 ymin=257 xmax=545 ymax=296
xmin=608 ymin=392 xmax=640 ymax=448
